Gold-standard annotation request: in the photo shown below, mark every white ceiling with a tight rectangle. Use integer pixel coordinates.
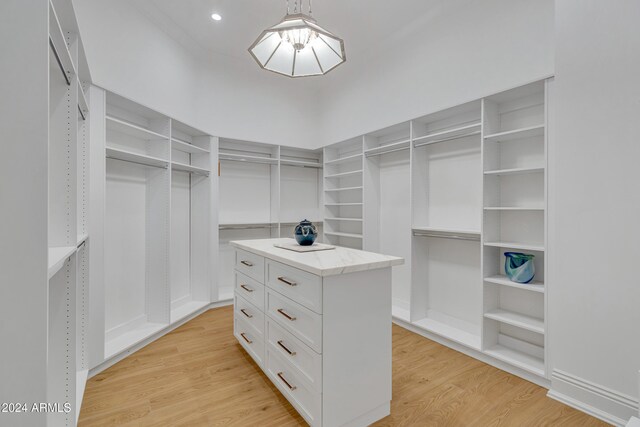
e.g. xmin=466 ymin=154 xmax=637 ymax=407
xmin=132 ymin=0 xmax=445 ymax=63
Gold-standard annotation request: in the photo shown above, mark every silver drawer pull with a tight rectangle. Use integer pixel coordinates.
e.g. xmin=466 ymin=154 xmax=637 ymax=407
xmin=277 ymin=276 xmax=297 ymax=287
xmin=277 ymin=340 xmax=296 ymax=356
xmin=277 ymin=308 xmax=296 ymax=321
xmin=240 ymin=308 xmax=253 ymax=318
xmin=240 ymin=260 xmax=253 ymax=267
xmin=240 ymin=284 xmax=253 ymax=293
xmin=277 ymin=372 xmax=297 ymax=391
xmin=240 ymin=332 xmax=252 ymax=344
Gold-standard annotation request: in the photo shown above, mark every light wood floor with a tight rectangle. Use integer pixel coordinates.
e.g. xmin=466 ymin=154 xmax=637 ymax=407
xmin=79 ymin=306 xmax=608 ymax=426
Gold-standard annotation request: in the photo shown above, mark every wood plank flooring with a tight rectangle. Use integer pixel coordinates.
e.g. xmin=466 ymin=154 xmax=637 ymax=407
xmin=79 ymin=306 xmax=608 ymax=426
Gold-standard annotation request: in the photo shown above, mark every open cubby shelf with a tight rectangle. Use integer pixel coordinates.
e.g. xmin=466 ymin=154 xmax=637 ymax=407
xmin=106 ymin=115 xmax=168 ymax=140
xmin=484 ymin=309 xmax=545 ymax=334
xmin=485 ymin=344 xmax=545 ymax=377
xmin=106 ymin=147 xmax=168 ymax=168
xmin=171 ymin=138 xmax=210 ymax=154
xmin=484 ymin=166 xmax=545 ymax=176
xmin=484 ymin=275 xmax=544 ymax=293
xmin=484 ymin=124 xmax=545 ymax=143
xmin=484 ymin=241 xmax=545 ymax=252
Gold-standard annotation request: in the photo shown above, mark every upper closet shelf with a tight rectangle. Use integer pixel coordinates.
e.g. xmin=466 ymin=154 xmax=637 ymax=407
xmin=413 ymin=122 xmax=481 ymax=148
xmin=280 ymin=159 xmax=323 ymax=168
xmin=219 ymin=152 xmax=278 ymax=164
xmin=48 ymin=246 xmax=77 ymax=280
xmin=106 ymin=116 xmax=168 ymax=140
xmin=78 ymin=82 xmax=89 ymax=120
xmin=484 ymin=125 xmax=545 ymax=143
xmin=325 ymin=153 xmax=362 ymax=165
xmin=171 ymin=161 xmax=209 ymax=176
xmin=412 ymin=226 xmax=481 ymax=241
xmin=171 ymin=138 xmax=209 ymax=154
xmin=484 ymin=166 xmax=544 ymax=176
xmin=364 ymin=139 xmax=410 ymax=157
xmin=49 ymin=0 xmax=76 ymax=85
xmin=325 ymin=186 xmax=363 ymax=192
xmin=484 ymin=206 xmax=545 ymax=211
xmin=325 ymin=170 xmax=363 ymax=179
xmin=484 ymin=241 xmax=545 ymax=252
xmin=106 ymin=147 xmax=168 ymax=169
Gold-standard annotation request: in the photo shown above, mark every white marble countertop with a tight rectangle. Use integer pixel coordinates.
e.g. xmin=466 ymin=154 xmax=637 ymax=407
xmin=230 ymin=238 xmax=404 ymax=277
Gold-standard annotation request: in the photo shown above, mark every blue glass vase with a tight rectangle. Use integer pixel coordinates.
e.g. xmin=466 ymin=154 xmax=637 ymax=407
xmin=294 ymin=219 xmax=318 ymax=246
xmin=504 ymin=252 xmax=535 ymax=283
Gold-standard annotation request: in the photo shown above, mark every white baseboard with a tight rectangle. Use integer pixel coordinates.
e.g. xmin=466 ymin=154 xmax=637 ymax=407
xmin=548 ymin=370 xmax=639 ymax=427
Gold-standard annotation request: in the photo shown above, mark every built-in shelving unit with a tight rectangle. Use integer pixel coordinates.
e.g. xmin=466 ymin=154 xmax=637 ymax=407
xmin=218 ymin=140 xmax=323 ymax=300
xmin=324 ymin=79 xmax=550 ymax=385
xmin=90 ymin=90 xmax=218 ymax=375
xmin=482 ymin=80 xmax=548 ymax=379
xmin=323 ymin=137 xmax=364 ymax=249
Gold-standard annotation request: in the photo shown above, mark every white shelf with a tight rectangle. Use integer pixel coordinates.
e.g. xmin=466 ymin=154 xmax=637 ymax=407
xmin=171 ymin=138 xmax=209 ymax=154
xmin=106 ymin=147 xmax=169 ymax=169
xmin=412 ymin=226 xmax=480 ymax=238
xmin=484 ymin=125 xmax=545 ymax=143
xmin=325 ymin=153 xmax=362 ymax=165
xmin=484 ymin=275 xmax=544 ymax=293
xmin=77 ymin=233 xmax=89 ymax=247
xmin=364 ymin=139 xmax=411 ymax=157
xmin=75 ymin=369 xmax=88 ymax=424
xmin=77 ymin=82 xmax=89 ymax=120
xmin=219 ymin=152 xmax=278 ymax=164
xmin=413 ymin=122 xmax=482 ymax=147
xmin=171 ymin=161 xmax=210 ymax=176
xmin=484 ymin=166 xmax=545 ymax=176
xmin=281 ymin=159 xmax=323 ymax=168
xmin=485 ymin=345 xmax=545 ymax=377
xmin=170 ymin=300 xmax=209 ymax=324
xmin=104 ymin=322 xmax=166 ymax=359
xmin=324 ymin=231 xmax=363 ymax=239
xmin=484 ymin=206 xmax=545 ymax=211
xmin=106 ymin=116 xmax=168 ymax=141
xmin=325 ymin=186 xmax=363 ymax=192
xmin=48 ymin=0 xmax=76 ymax=85
xmin=325 ymin=170 xmax=363 ymax=179
xmin=484 ymin=309 xmax=544 ymax=334
xmin=325 ymin=217 xmax=363 ymax=222
xmin=412 ymin=317 xmax=481 ymax=350
xmin=324 ymin=202 xmax=363 ymax=207
xmin=484 ymin=241 xmax=545 ymax=252
xmin=48 ymin=246 xmax=77 ymax=280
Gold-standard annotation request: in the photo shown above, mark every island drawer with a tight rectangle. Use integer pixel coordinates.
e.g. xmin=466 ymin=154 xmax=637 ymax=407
xmin=234 ymin=315 xmax=264 ymax=368
xmin=266 ymin=349 xmax=321 ymax=427
xmin=267 ymin=289 xmax=322 ymax=353
xmin=234 ymin=271 xmax=265 ymax=310
xmin=234 ymin=294 xmax=265 ymax=338
xmin=266 ymin=259 xmax=322 ymax=314
xmin=235 ymin=249 xmax=265 ymax=283
xmin=267 ymin=319 xmax=322 ymax=393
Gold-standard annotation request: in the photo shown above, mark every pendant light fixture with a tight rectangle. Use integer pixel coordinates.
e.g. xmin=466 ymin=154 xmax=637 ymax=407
xmin=249 ymin=0 xmax=346 ymax=78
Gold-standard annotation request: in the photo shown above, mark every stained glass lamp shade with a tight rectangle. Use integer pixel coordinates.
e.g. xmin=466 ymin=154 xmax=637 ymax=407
xmin=249 ymin=13 xmax=346 ymax=78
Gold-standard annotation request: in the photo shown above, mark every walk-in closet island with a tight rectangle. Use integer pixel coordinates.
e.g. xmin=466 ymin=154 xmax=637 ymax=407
xmin=232 ymin=238 xmax=403 ymax=427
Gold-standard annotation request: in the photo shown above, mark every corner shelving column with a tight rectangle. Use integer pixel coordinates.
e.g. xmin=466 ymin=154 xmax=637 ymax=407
xmin=323 ymin=137 xmax=364 ymax=249
xmin=481 ymin=80 xmax=549 ymax=378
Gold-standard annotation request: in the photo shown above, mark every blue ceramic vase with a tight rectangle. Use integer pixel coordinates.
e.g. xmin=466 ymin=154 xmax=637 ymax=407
xmin=504 ymin=252 xmax=535 ymax=283
xmin=294 ymin=219 xmax=318 ymax=246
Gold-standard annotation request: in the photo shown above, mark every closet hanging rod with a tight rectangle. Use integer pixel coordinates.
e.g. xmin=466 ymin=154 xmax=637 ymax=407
xmin=219 ymin=156 xmax=277 ymax=165
xmin=219 ymin=223 xmax=277 ymax=230
xmin=106 ymin=155 xmax=168 ymax=169
xmin=413 ymin=130 xmax=481 ymax=148
xmin=365 ymin=145 xmax=410 ymax=157
xmin=412 ymin=231 xmax=480 ymax=241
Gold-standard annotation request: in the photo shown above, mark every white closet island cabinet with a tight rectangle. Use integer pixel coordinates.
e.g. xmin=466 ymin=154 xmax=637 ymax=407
xmin=231 ymin=238 xmax=403 ymax=427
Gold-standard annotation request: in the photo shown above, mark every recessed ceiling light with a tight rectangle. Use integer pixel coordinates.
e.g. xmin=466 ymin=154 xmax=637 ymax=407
xmin=211 ymin=13 xmax=222 ymax=21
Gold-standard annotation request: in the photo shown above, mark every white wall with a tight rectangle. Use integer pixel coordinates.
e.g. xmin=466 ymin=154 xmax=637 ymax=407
xmin=548 ymin=0 xmax=640 ymax=423
xmin=317 ymin=0 xmax=555 ymax=146
xmin=72 ymin=0 xmax=321 ymax=148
